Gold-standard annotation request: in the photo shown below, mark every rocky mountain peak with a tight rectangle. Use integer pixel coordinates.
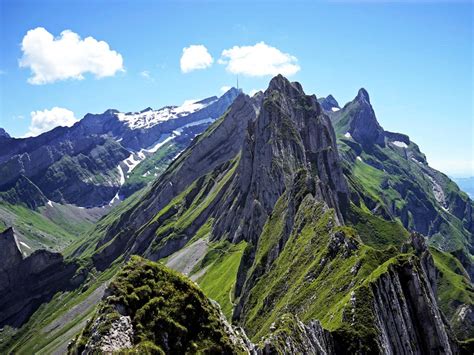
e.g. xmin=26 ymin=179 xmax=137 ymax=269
xmin=356 ymin=88 xmax=370 ymax=103
xmin=345 ymin=88 xmax=385 ymax=146
xmin=318 ymin=94 xmax=340 ymax=112
xmin=0 ymin=228 xmax=22 ymax=270
xmin=266 ymin=74 xmax=304 ymax=98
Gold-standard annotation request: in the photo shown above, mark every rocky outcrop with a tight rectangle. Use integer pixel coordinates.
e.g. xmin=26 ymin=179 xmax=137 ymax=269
xmin=371 ymin=259 xmax=457 ymax=354
xmin=318 ymin=94 xmax=340 ymax=112
xmin=345 ymin=88 xmax=386 ymax=146
xmin=371 ymin=234 xmax=458 ymax=354
xmin=259 ymin=314 xmax=335 ymax=354
xmin=82 ymin=314 xmax=134 ymax=353
xmin=0 ymin=227 xmax=81 ymax=327
xmin=70 ymin=256 xmax=252 ymax=354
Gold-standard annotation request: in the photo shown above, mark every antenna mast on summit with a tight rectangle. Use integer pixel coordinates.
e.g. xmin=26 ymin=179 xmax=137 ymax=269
xmin=236 ymin=75 xmax=239 ymax=90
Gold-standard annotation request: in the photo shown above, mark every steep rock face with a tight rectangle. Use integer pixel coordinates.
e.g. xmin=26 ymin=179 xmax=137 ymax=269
xmin=0 ymin=228 xmax=80 ymax=327
xmin=90 ymin=93 xmax=260 ymax=269
xmin=345 ymin=89 xmax=385 ymax=146
xmin=259 ymin=314 xmax=336 ymax=354
xmin=214 ymin=75 xmax=349 ymax=247
xmin=90 ymin=75 xmax=349 ymax=274
xmin=372 ymin=235 xmax=456 ymax=354
xmin=0 ymin=175 xmax=48 ymax=209
xmin=372 ymin=261 xmax=455 ymax=354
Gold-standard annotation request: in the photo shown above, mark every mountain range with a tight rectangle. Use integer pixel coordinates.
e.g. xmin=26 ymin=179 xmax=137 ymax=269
xmin=0 ymin=76 xmax=472 ymax=354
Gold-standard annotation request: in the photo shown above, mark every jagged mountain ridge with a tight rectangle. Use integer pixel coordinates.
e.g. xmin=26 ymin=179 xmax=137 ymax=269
xmin=1 ymin=76 xmax=472 ymax=353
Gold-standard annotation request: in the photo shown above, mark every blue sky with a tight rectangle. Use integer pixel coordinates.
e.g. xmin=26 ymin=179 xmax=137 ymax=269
xmin=0 ymin=0 xmax=472 ymax=176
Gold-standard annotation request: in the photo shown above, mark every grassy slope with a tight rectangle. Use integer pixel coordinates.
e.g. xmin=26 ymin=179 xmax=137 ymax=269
xmin=0 ymin=202 xmax=96 ymax=253
xmin=345 ymin=143 xmax=471 ymax=252
xmin=240 ymin=193 xmax=398 ymax=349
xmin=0 ymin=259 xmax=122 ymax=354
xmin=431 ymin=247 xmax=474 ymax=339
xmin=194 ymin=241 xmax=247 ymax=319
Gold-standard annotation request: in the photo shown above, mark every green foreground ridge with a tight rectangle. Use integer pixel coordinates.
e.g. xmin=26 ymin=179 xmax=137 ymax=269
xmin=69 ymin=256 xmax=250 ymax=354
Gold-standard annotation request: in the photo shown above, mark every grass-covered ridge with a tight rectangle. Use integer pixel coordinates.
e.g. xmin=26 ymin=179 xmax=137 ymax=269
xmin=431 ymin=247 xmax=474 ymax=339
xmin=239 ymin=192 xmax=399 ymax=348
xmin=337 ymin=127 xmax=473 ymax=254
xmin=70 ymin=256 xmax=244 ymax=354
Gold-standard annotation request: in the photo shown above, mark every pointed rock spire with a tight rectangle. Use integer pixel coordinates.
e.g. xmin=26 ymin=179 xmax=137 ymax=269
xmin=0 ymin=227 xmax=23 ymax=271
xmin=347 ymin=88 xmax=385 ymax=146
xmin=356 ymin=88 xmax=370 ymax=103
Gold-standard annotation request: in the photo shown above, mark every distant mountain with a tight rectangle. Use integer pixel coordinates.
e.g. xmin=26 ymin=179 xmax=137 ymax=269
xmin=455 ymin=177 xmax=474 ymax=199
xmin=325 ymin=88 xmax=473 ymax=256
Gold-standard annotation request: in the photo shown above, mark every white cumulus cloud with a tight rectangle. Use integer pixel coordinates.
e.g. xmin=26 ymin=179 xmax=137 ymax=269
xmin=19 ymin=27 xmax=124 ymax=85
xmin=25 ymin=107 xmax=78 ymax=137
xmin=180 ymin=45 xmax=213 ymax=73
xmin=219 ymin=42 xmax=300 ymax=77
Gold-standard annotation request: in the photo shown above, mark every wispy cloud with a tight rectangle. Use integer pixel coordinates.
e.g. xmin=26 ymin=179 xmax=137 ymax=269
xmin=139 ymin=70 xmax=155 ymax=82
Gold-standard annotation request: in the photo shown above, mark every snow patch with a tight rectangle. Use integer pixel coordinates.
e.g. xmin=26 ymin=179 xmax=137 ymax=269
xmin=146 ymin=134 xmax=173 ymax=153
xmin=331 ymin=107 xmax=340 ymax=112
xmin=47 ymin=200 xmax=53 ymax=207
xmin=115 ymin=98 xmax=216 ymax=130
xmin=124 ymin=154 xmax=141 ymax=172
xmin=356 ymin=156 xmax=363 ymax=162
xmin=117 ymin=164 xmax=125 ymax=185
xmin=20 ymin=241 xmax=31 ymax=249
xmin=392 ymin=141 xmax=408 ymax=149
xmin=426 ymin=174 xmax=447 ymax=209
xmin=344 ymin=132 xmax=352 ymax=139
